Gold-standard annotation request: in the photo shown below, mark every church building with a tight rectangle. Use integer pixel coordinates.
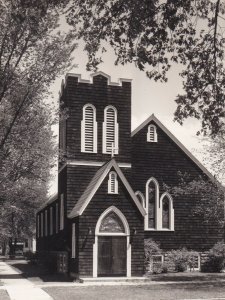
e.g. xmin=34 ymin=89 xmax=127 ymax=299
xmin=36 ymin=72 xmax=223 ymax=278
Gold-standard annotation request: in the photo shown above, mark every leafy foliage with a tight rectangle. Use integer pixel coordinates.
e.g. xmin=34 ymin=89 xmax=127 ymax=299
xmin=66 ymin=0 xmax=225 ymax=135
xmin=169 ymin=172 xmax=225 ymax=228
xmin=202 ymin=242 xmax=225 ymax=272
xmin=0 ymin=0 xmax=75 ymax=243
xmin=167 ymin=248 xmax=199 ymax=272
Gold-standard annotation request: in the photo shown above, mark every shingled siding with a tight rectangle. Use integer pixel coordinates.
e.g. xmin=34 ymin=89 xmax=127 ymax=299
xmin=60 ymin=74 xmax=131 ymax=163
xmin=73 ymin=175 xmax=144 ymax=277
xmin=66 ymin=164 xmax=132 ymax=214
xmin=131 ymin=121 xmax=224 ymax=251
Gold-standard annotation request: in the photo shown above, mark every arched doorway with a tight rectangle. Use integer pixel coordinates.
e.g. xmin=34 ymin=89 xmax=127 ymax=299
xmin=93 ymin=206 xmax=131 ymax=277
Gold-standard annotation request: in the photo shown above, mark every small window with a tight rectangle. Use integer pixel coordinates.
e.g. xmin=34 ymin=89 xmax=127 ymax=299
xmin=41 ymin=213 xmax=44 ymax=237
xmin=45 ymin=210 xmax=48 ymax=236
xmin=50 ymin=207 xmax=53 ymax=235
xmin=60 ymin=194 xmax=64 ymax=230
xmin=150 ymin=255 xmax=164 ymax=272
xmin=147 ymin=124 xmax=157 ymax=142
xmin=37 ymin=215 xmax=40 ymax=238
xmin=56 ymin=203 xmax=59 ymax=234
xmin=72 ymin=223 xmax=76 ymax=258
xmin=108 ymin=171 xmax=118 ymax=194
xmin=145 ymin=177 xmax=160 ymax=230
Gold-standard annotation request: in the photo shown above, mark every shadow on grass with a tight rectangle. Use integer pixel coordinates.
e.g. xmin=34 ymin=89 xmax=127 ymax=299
xmin=7 ymin=261 xmax=73 ymax=283
xmin=150 ymin=272 xmax=225 ymax=282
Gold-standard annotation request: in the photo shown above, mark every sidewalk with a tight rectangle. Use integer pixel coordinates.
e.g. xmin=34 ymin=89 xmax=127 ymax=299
xmin=0 ymin=260 xmax=53 ymax=300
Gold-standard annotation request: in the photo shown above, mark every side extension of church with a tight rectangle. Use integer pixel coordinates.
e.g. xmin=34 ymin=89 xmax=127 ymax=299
xmin=36 ymin=72 xmax=224 ymax=278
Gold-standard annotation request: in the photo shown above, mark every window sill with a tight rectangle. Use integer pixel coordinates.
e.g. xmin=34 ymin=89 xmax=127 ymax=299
xmin=144 ymin=228 xmax=174 ymax=232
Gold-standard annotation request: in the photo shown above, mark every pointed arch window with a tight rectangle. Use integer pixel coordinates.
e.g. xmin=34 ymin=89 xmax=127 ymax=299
xmin=135 ymin=191 xmax=145 ymax=208
xmin=108 ymin=171 xmax=118 ymax=194
xmin=147 ymin=124 xmax=157 ymax=142
xmin=81 ymin=104 xmax=97 ymax=153
xmin=103 ymin=106 xmax=119 ymax=154
xmin=145 ymin=178 xmax=159 ymax=230
xmin=99 ymin=211 xmax=125 ymax=233
xmin=160 ymin=192 xmax=174 ymax=230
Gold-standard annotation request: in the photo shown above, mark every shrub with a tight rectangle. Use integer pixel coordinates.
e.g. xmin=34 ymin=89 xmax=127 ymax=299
xmin=167 ymin=248 xmax=190 ymax=272
xmin=201 ymin=242 xmax=225 ymax=272
xmin=144 ymin=239 xmax=162 ymax=273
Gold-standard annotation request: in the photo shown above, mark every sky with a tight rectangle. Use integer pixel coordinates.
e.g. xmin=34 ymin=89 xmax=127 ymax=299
xmin=48 ymin=43 xmax=210 ymax=195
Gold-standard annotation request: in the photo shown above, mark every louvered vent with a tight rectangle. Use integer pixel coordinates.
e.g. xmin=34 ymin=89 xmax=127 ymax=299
xmin=110 ymin=172 xmax=116 ymax=193
xmin=108 ymin=171 xmax=118 ymax=194
xmin=84 ymin=106 xmax=94 ymax=152
xmin=147 ymin=125 xmax=157 ymax=142
xmin=106 ymin=108 xmax=115 ymax=152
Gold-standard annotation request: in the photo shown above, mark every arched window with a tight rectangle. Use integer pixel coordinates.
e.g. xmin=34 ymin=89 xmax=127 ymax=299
xmin=160 ymin=192 xmax=174 ymax=230
xmin=135 ymin=191 xmax=145 ymax=208
xmin=147 ymin=124 xmax=157 ymax=142
xmin=99 ymin=211 xmax=125 ymax=233
xmin=103 ymin=106 xmax=119 ymax=154
xmin=81 ymin=104 xmax=97 ymax=153
xmin=145 ymin=178 xmax=159 ymax=230
xmin=108 ymin=171 xmax=118 ymax=194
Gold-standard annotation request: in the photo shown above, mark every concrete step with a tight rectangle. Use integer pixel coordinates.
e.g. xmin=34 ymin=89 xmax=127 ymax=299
xmin=79 ymin=276 xmax=150 ymax=283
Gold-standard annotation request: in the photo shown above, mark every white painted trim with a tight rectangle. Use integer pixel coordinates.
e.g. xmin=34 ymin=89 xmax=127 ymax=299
xmin=93 ymin=206 xmax=131 ymax=277
xmin=135 ymin=191 xmax=146 ymax=208
xmin=147 ymin=124 xmax=157 ymax=142
xmin=58 ymin=160 xmax=132 ymax=174
xmin=131 ymin=114 xmax=215 ymax=182
xmin=160 ymin=192 xmax=174 ymax=231
xmin=72 ymin=223 xmax=76 ymax=258
xmin=68 ymin=159 xmax=146 ymax=218
xmin=55 ymin=203 xmax=59 ymax=234
xmin=41 ymin=213 xmax=44 ymax=237
xmin=37 ymin=193 xmax=58 ymax=213
xmin=65 ymin=71 xmax=132 ymax=87
xmin=145 ymin=177 xmax=160 ymax=230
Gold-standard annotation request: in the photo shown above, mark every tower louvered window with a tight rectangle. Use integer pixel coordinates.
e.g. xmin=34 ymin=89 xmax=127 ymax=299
xmin=81 ymin=104 xmax=97 ymax=153
xmin=108 ymin=171 xmax=118 ymax=194
xmin=103 ymin=106 xmax=119 ymax=154
xmin=147 ymin=124 xmax=157 ymax=142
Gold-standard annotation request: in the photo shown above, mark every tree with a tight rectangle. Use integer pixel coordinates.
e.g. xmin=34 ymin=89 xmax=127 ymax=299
xmin=168 ymin=172 xmax=225 ymax=229
xmin=0 ymin=0 xmax=75 ymax=248
xmin=66 ymin=0 xmax=225 ymax=136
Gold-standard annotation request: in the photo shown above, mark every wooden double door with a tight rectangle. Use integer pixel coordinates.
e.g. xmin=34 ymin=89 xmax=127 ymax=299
xmin=98 ymin=236 xmax=127 ymax=276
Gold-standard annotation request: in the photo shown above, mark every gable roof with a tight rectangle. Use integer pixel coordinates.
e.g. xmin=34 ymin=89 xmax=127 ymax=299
xmin=68 ymin=159 xmax=146 ymax=218
xmin=131 ymin=114 xmax=215 ymax=182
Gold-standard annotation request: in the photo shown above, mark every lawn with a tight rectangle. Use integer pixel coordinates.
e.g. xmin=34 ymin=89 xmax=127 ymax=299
xmin=0 ymin=289 xmax=10 ymax=300
xmin=44 ymin=282 xmax=225 ymax=300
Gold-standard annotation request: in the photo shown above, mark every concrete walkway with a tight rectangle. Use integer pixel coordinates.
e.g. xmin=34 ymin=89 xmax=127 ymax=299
xmin=0 ymin=261 xmax=53 ymax=300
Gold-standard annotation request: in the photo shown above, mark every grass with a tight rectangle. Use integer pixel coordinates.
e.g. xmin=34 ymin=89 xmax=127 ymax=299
xmin=44 ymin=282 xmax=225 ymax=300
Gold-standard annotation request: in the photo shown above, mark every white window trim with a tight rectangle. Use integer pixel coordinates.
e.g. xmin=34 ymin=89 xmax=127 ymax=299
xmin=45 ymin=210 xmax=48 ymax=237
xmin=81 ymin=104 xmax=97 ymax=153
xmin=145 ymin=177 xmax=161 ymax=230
xmin=72 ymin=223 xmax=76 ymax=258
xmin=135 ymin=191 xmax=145 ymax=208
xmin=160 ymin=192 xmax=174 ymax=231
xmin=147 ymin=124 xmax=157 ymax=142
xmin=60 ymin=194 xmax=64 ymax=230
xmin=93 ymin=206 xmax=131 ymax=278
xmin=56 ymin=203 xmax=59 ymax=234
xmin=50 ymin=207 xmax=53 ymax=235
xmin=102 ymin=105 xmax=119 ymax=154
xmin=108 ymin=171 xmax=118 ymax=194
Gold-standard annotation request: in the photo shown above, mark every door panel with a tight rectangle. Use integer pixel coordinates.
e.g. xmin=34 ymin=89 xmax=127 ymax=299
xmin=98 ymin=236 xmax=126 ymax=276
